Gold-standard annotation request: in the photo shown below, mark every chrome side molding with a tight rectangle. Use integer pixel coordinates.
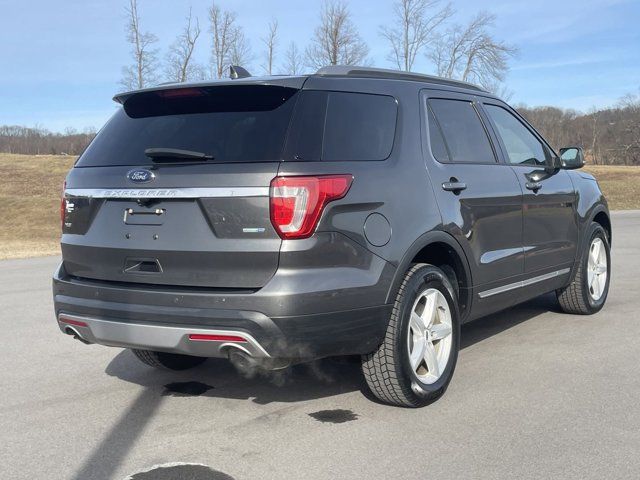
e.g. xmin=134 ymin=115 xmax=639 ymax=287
xmin=478 ymin=268 xmax=571 ymax=299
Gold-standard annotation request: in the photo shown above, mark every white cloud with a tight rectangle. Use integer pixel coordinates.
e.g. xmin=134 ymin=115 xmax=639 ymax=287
xmin=512 ymin=56 xmax=607 ymax=71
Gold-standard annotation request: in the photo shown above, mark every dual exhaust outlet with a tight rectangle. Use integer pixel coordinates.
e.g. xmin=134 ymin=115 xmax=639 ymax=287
xmin=60 ymin=318 xmax=289 ymax=371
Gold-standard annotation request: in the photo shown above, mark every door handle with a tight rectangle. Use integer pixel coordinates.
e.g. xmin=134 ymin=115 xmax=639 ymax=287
xmin=525 ymin=182 xmax=542 ymax=192
xmin=442 ymin=181 xmax=467 ymax=193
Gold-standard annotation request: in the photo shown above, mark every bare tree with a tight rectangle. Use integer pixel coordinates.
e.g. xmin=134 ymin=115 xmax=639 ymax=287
xmin=262 ymin=19 xmax=278 ymax=75
xmin=515 ymin=97 xmax=640 ymax=166
xmin=209 ymin=2 xmax=238 ymax=78
xmin=209 ymin=2 xmax=251 ymax=77
xmin=617 ymin=92 xmax=640 ymax=165
xmin=229 ymin=28 xmax=252 ymax=67
xmin=381 ymin=0 xmax=452 ymax=71
xmin=588 ymin=107 xmax=600 ymax=165
xmin=282 ymin=41 xmax=303 ymax=75
xmin=165 ymin=8 xmax=205 ymax=83
xmin=305 ymin=0 xmax=369 ymax=69
xmin=482 ymin=79 xmax=514 ymax=101
xmin=428 ymin=12 xmax=516 ymax=89
xmin=121 ymin=0 xmax=159 ymax=90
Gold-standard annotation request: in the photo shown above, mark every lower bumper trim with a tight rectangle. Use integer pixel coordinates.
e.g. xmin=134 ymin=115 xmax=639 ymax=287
xmin=57 ymin=313 xmax=271 ymax=358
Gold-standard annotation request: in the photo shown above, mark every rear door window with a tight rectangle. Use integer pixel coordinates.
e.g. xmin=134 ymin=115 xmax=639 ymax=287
xmin=75 ymin=85 xmax=298 ymax=167
xmin=427 ymin=98 xmax=496 ymax=164
xmin=286 ymin=91 xmax=397 ymax=161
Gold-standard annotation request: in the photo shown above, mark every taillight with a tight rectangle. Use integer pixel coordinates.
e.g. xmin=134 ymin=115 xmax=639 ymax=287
xmin=60 ymin=180 xmax=66 ymax=230
xmin=270 ymin=175 xmax=353 ymax=239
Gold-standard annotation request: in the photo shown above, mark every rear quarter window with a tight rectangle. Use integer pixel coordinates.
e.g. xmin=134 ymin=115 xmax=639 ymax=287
xmin=286 ymin=91 xmax=397 ymax=161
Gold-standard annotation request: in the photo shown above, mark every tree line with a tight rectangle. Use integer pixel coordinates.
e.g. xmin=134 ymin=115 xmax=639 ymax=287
xmin=0 ymin=125 xmax=96 ymax=156
xmin=121 ymin=0 xmax=517 ymax=93
xmin=3 ymin=97 xmax=638 ymax=164
xmin=2 ymin=0 xmax=638 ymax=164
xmin=518 ymin=91 xmax=640 ymax=166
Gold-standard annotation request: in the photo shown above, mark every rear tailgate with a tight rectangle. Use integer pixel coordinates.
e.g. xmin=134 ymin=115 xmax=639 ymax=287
xmin=62 ymin=163 xmax=280 ymax=288
xmin=60 ymin=83 xmax=301 ymax=289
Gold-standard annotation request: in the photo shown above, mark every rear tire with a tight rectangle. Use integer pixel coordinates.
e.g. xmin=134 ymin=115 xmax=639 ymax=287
xmin=132 ymin=349 xmax=207 ymax=371
xmin=362 ymin=264 xmax=460 ymax=407
xmin=557 ymin=222 xmax=611 ymax=315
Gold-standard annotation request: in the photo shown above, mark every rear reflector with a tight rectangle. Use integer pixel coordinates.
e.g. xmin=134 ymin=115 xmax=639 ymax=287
xmin=270 ymin=175 xmax=353 ymax=239
xmin=58 ymin=317 xmax=88 ymax=328
xmin=60 ymin=180 xmax=66 ymax=230
xmin=188 ymin=334 xmax=247 ymax=343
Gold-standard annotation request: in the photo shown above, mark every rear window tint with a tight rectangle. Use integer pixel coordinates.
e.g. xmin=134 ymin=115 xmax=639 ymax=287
xmin=286 ymin=91 xmax=397 ymax=161
xmin=285 ymin=90 xmax=327 ymax=162
xmin=428 ymin=98 xmax=495 ymax=164
xmin=427 ymin=107 xmax=450 ymax=163
xmin=76 ymin=85 xmax=298 ymax=167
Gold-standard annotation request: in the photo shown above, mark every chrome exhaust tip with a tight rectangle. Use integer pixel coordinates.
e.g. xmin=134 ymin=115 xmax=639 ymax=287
xmin=227 ymin=348 xmax=290 ymax=373
xmin=228 ymin=349 xmax=261 ymax=372
xmin=64 ymin=326 xmax=93 ymax=345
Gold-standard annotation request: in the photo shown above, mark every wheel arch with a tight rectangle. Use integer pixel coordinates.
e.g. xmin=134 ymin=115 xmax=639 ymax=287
xmin=567 ymin=204 xmax=612 ymax=287
xmin=386 ymin=231 xmax=473 ymax=320
xmin=592 ymin=210 xmax=612 ymax=245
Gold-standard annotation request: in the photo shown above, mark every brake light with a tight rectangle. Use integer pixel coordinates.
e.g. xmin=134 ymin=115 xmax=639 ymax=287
xmin=156 ymin=88 xmax=204 ymax=98
xmin=60 ymin=180 xmax=66 ymax=230
xmin=270 ymin=175 xmax=353 ymax=239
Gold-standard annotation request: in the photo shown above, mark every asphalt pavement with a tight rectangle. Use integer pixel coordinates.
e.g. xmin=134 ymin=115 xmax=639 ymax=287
xmin=1 ymin=211 xmax=639 ymax=480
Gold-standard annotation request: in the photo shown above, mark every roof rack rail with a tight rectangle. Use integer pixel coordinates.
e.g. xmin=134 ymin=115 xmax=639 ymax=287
xmin=315 ymin=65 xmax=486 ymax=92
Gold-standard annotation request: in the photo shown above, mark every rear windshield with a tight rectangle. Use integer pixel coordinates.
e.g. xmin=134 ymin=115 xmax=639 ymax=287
xmin=285 ymin=91 xmax=397 ymax=161
xmin=76 ymin=85 xmax=298 ymax=167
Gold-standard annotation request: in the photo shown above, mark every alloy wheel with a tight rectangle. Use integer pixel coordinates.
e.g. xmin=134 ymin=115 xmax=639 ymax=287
xmin=407 ymin=288 xmax=453 ymax=385
xmin=587 ymin=237 xmax=608 ymax=301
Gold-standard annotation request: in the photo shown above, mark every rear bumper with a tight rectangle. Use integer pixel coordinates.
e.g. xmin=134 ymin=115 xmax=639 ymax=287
xmin=52 ymin=257 xmax=394 ymax=359
xmin=57 ymin=313 xmax=270 ymax=358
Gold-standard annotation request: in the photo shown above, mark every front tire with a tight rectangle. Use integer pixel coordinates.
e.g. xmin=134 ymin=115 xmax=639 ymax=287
xmin=557 ymin=222 xmax=611 ymax=315
xmin=362 ymin=264 xmax=460 ymax=407
xmin=132 ymin=349 xmax=207 ymax=371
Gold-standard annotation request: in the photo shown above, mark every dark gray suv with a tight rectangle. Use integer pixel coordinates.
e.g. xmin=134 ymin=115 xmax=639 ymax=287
xmin=53 ymin=66 xmax=611 ymax=407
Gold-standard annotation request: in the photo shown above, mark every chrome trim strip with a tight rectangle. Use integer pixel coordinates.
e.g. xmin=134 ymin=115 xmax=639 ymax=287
xmin=65 ymin=187 xmax=269 ymax=199
xmin=480 ymin=247 xmax=523 ymax=265
xmin=57 ymin=313 xmax=271 ymax=358
xmin=478 ymin=268 xmax=571 ymax=299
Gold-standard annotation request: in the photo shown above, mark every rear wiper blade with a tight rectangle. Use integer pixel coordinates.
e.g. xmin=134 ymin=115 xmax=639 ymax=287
xmin=144 ymin=148 xmax=214 ymax=161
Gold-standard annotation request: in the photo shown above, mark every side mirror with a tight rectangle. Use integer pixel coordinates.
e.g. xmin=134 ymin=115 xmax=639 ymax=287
xmin=559 ymin=147 xmax=585 ymax=169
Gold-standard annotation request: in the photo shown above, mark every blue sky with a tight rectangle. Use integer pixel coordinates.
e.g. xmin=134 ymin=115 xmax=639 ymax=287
xmin=0 ymin=0 xmax=638 ymax=131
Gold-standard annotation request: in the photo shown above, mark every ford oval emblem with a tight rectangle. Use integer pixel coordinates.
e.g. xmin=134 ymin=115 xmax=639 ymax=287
xmin=127 ymin=169 xmax=155 ymax=183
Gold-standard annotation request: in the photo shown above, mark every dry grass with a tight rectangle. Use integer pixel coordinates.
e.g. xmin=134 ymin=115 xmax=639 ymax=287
xmin=0 ymin=154 xmax=74 ymax=259
xmin=0 ymin=154 xmax=638 ymax=260
xmin=583 ymin=165 xmax=640 ymax=211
